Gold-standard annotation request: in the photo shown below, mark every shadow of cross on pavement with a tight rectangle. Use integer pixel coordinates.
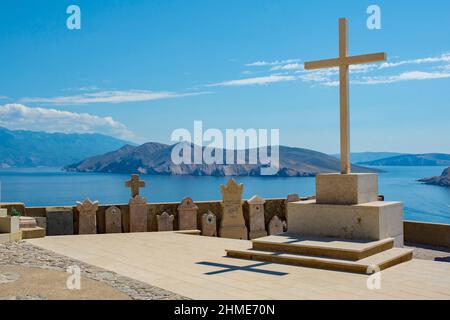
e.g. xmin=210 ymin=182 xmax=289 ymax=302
xmin=196 ymin=261 xmax=289 ymax=276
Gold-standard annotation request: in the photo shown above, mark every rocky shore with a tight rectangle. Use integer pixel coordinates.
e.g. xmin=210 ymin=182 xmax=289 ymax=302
xmin=419 ymin=167 xmax=450 ymax=187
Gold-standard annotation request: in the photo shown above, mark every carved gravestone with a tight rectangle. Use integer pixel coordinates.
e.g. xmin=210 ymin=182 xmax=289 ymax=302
xmin=76 ymin=199 xmax=99 ymax=235
xmin=177 ymin=197 xmax=198 ymax=230
xmin=219 ymin=179 xmax=248 ymax=240
xmin=34 ymin=217 xmax=47 ymax=232
xmin=247 ymin=195 xmax=267 ymax=240
xmin=268 ymin=215 xmax=284 ymax=235
xmin=157 ymin=212 xmax=174 ymax=232
xmin=46 ymin=207 xmax=74 ymax=236
xmin=286 ymin=194 xmax=301 ymax=205
xmin=105 ymin=206 xmax=122 ymax=233
xmin=0 ymin=209 xmax=7 ymax=217
xmin=284 ymin=194 xmax=300 ymax=230
xmin=129 ymin=195 xmax=148 ymax=233
xmin=201 ymin=211 xmax=217 ymax=237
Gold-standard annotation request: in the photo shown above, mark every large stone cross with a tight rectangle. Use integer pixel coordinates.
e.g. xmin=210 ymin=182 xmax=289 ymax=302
xmin=125 ymin=174 xmax=145 ymax=198
xmin=304 ymin=18 xmax=387 ymax=174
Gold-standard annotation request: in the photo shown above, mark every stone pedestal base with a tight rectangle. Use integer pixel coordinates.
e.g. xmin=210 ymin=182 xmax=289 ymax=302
xmin=316 ymin=173 xmax=378 ymax=205
xmin=21 ymin=227 xmax=45 ymax=239
xmin=249 ymin=230 xmax=268 ymax=240
xmin=219 ymin=225 xmax=248 ymax=240
xmin=287 ymin=200 xmax=404 ymax=247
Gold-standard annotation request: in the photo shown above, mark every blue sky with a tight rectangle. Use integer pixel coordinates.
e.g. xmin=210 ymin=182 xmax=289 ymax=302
xmin=0 ymin=0 xmax=449 ymax=153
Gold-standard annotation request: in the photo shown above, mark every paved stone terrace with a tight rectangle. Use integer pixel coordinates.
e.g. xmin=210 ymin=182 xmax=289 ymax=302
xmin=24 ymin=232 xmax=450 ymax=300
xmin=0 ymin=241 xmax=186 ymax=300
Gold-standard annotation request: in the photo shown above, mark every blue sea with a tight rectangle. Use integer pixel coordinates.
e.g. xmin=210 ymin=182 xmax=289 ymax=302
xmin=0 ymin=166 xmax=449 ymax=224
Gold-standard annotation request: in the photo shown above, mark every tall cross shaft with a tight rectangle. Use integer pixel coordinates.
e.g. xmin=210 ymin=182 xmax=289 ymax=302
xmin=304 ymin=18 xmax=387 ymax=174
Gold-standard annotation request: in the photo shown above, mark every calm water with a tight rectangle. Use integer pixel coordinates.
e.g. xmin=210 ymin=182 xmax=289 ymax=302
xmin=0 ymin=166 xmax=449 ymax=224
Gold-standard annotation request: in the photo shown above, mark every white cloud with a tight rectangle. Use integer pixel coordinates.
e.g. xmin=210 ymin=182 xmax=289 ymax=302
xmin=0 ymin=104 xmax=135 ymax=140
xmin=271 ymin=63 xmax=304 ymax=71
xmin=321 ymin=70 xmax=450 ymax=86
xmin=245 ymin=59 xmax=300 ymax=67
xmin=207 ymin=75 xmax=296 ymax=87
xmin=379 ymin=53 xmax=450 ymax=69
xmin=354 ymin=71 xmax=450 ymax=85
xmin=21 ymin=90 xmax=209 ymax=105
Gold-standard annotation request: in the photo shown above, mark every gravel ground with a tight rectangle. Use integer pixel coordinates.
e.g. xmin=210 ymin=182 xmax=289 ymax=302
xmin=0 ymin=241 xmax=187 ymax=300
xmin=405 ymin=242 xmax=450 ymax=262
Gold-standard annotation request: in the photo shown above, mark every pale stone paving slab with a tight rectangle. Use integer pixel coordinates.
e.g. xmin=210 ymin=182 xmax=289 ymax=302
xmin=25 ymin=232 xmax=450 ymax=300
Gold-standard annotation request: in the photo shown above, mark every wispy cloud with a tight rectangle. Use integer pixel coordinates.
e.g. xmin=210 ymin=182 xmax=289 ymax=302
xmin=271 ymin=63 xmax=304 ymax=71
xmin=0 ymin=103 xmax=135 ymax=140
xmin=245 ymin=59 xmax=300 ymax=67
xmin=21 ymin=90 xmax=209 ymax=105
xmin=355 ymin=71 xmax=450 ymax=85
xmin=207 ymin=74 xmax=296 ymax=87
xmin=322 ymin=70 xmax=450 ymax=86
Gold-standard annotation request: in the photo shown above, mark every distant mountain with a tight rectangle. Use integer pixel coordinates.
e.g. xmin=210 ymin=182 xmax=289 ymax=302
xmin=419 ymin=167 xmax=450 ymax=187
xmin=360 ymin=153 xmax=450 ymax=166
xmin=0 ymin=127 xmax=131 ymax=168
xmin=65 ymin=142 xmax=377 ymax=177
xmin=331 ymin=152 xmax=405 ymax=164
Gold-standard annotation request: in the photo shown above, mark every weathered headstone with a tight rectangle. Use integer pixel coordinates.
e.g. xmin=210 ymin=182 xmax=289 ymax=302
xmin=0 ymin=209 xmax=7 ymax=217
xmin=76 ymin=199 xmax=98 ymax=235
xmin=219 ymin=179 xmax=248 ymax=240
xmin=19 ymin=216 xmax=37 ymax=229
xmin=105 ymin=206 xmax=122 ymax=233
xmin=129 ymin=195 xmax=148 ymax=232
xmin=247 ymin=195 xmax=267 ymax=240
xmin=46 ymin=207 xmax=74 ymax=236
xmin=125 ymin=174 xmax=145 ymax=198
xmin=157 ymin=212 xmax=174 ymax=232
xmin=286 ymin=194 xmax=301 ymax=204
xmin=201 ymin=211 xmax=217 ymax=237
xmin=268 ymin=215 xmax=284 ymax=235
xmin=34 ymin=217 xmax=47 ymax=233
xmin=177 ymin=197 xmax=198 ymax=230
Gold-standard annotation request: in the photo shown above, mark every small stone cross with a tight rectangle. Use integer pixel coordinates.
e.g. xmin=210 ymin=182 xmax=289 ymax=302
xmin=125 ymin=174 xmax=145 ymax=198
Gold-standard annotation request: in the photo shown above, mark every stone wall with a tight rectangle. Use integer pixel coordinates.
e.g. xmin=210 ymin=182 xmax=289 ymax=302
xmin=1 ymin=198 xmax=286 ymax=235
xmin=3 ymin=201 xmax=450 ymax=248
xmin=404 ymin=220 xmax=450 ymax=248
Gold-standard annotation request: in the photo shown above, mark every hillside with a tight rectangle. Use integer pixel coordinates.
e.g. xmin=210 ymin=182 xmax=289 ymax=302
xmin=331 ymin=152 xmax=405 ymax=164
xmin=360 ymin=153 xmax=450 ymax=166
xmin=65 ymin=142 xmax=377 ymax=177
xmin=0 ymin=126 xmax=130 ymax=167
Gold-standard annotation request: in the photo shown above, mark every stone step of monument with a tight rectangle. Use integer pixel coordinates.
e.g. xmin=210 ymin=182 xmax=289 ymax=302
xmin=225 ymin=247 xmax=413 ymax=274
xmin=21 ymin=227 xmax=46 ymax=240
xmin=251 ymin=233 xmax=394 ymax=261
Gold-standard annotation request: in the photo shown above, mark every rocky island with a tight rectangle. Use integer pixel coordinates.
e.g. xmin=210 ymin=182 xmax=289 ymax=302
xmin=65 ymin=142 xmax=376 ymax=177
xmin=419 ymin=167 xmax=450 ymax=187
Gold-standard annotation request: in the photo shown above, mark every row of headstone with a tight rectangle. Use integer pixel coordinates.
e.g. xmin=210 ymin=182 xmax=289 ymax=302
xmin=42 ymin=175 xmax=292 ymax=238
xmin=218 ymin=178 xmax=290 ymax=240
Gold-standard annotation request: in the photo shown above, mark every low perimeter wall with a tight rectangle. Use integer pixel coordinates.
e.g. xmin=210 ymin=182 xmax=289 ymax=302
xmin=1 ymin=201 xmax=449 ymax=248
xmin=0 ymin=198 xmax=288 ymax=234
xmin=404 ymin=220 xmax=450 ymax=249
